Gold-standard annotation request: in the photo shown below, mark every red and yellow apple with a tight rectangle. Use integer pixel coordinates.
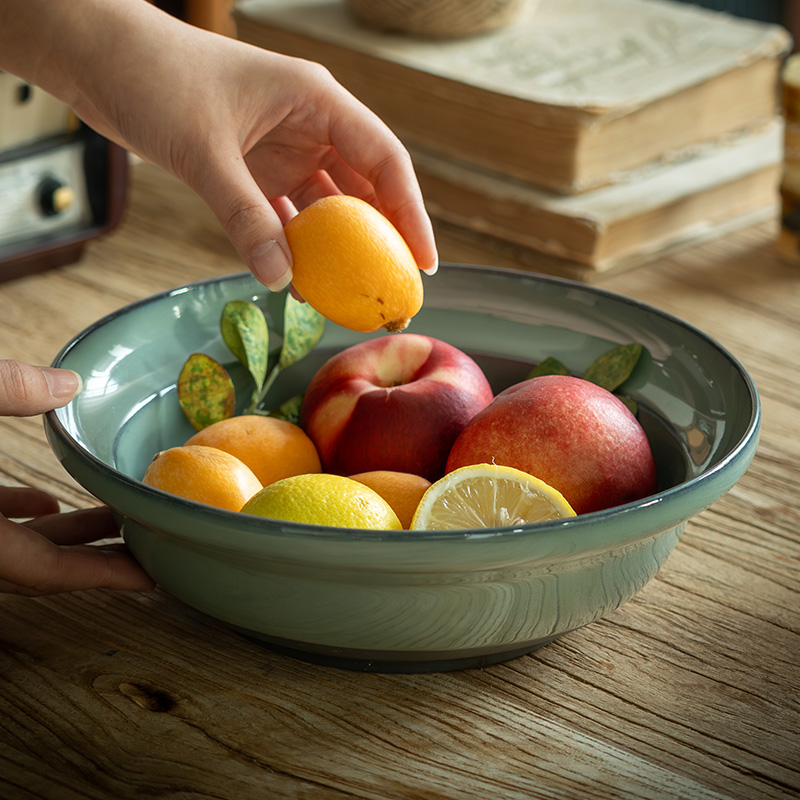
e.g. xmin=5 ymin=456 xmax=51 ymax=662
xmin=299 ymin=334 xmax=494 ymax=481
xmin=445 ymin=375 xmax=658 ymax=514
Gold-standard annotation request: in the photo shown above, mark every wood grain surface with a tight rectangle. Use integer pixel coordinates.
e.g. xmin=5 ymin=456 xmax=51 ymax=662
xmin=1 ymin=163 xmax=798 ymax=800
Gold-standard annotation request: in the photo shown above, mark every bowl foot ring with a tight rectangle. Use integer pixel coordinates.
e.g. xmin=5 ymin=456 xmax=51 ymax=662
xmin=233 ymin=630 xmax=558 ymax=673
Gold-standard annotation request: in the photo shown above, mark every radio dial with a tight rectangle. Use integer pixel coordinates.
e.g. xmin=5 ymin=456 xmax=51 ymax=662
xmin=38 ymin=177 xmax=76 ymax=216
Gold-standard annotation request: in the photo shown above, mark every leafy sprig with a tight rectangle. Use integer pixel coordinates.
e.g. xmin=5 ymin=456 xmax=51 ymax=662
xmin=178 ymin=292 xmax=325 ymax=431
xmin=526 ymin=343 xmax=646 ymax=415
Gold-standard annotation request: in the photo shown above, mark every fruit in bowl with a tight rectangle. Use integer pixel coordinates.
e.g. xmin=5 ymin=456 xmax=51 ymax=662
xmin=299 ymin=333 xmax=494 ymax=481
xmin=446 ymin=375 xmax=658 ymax=515
xmin=184 ymin=414 xmax=321 ymax=486
xmin=242 ymin=473 xmax=403 ymax=530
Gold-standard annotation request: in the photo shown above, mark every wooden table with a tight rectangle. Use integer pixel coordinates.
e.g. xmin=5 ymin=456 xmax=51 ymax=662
xmin=1 ymin=163 xmax=798 ymax=800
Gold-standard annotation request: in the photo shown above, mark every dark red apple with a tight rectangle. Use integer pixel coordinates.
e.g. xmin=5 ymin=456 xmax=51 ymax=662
xmin=445 ymin=375 xmax=658 ymax=514
xmin=299 ymin=334 xmax=493 ymax=481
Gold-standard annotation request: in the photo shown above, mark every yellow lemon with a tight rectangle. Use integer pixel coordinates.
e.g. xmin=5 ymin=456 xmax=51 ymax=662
xmin=241 ymin=473 xmax=403 ymax=530
xmin=411 ymin=463 xmax=576 ymax=531
xmin=284 ymin=194 xmax=423 ymax=333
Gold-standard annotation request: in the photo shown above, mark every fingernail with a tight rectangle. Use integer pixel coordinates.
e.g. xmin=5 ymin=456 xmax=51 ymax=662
xmin=250 ymin=240 xmax=293 ymax=292
xmin=43 ymin=368 xmax=83 ymax=400
xmin=422 ymin=262 xmax=438 ymax=276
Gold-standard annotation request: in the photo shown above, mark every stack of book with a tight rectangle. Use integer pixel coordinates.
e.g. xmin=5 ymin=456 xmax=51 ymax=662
xmin=235 ymin=0 xmax=790 ymax=280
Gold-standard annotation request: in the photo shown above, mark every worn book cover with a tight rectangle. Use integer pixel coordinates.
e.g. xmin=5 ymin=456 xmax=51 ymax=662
xmin=413 ymin=119 xmax=782 ymax=271
xmin=235 ymin=0 xmax=789 ymax=193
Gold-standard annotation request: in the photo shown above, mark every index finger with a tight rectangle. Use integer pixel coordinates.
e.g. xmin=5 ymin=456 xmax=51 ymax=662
xmin=327 ymin=98 xmax=439 ymax=275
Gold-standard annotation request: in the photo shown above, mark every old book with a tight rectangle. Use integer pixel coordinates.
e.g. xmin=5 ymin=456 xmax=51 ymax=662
xmin=432 ymin=194 xmax=777 ymax=283
xmin=235 ymin=0 xmax=790 ymax=194
xmin=412 ymin=118 xmax=783 ymax=273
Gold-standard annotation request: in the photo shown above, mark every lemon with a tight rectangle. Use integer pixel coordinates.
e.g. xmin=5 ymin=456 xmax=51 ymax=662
xmin=410 ymin=463 xmax=576 ymax=531
xmin=241 ymin=473 xmax=403 ymax=530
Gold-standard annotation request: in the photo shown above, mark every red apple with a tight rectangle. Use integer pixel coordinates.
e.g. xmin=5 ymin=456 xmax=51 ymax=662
xmin=445 ymin=375 xmax=657 ymax=515
xmin=299 ymin=334 xmax=493 ymax=481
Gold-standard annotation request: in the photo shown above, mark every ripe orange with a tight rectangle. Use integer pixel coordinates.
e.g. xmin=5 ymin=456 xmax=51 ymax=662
xmin=142 ymin=445 xmax=262 ymax=511
xmin=284 ymin=195 xmax=424 ymax=333
xmin=184 ymin=415 xmax=321 ymax=487
xmin=348 ymin=470 xmax=432 ymax=529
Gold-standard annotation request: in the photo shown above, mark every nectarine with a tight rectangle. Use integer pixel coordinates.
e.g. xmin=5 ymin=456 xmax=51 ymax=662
xmin=445 ymin=375 xmax=657 ymax=514
xmin=300 ymin=334 xmax=493 ymax=480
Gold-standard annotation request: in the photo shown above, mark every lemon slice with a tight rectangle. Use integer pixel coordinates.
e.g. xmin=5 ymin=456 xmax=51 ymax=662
xmin=410 ymin=463 xmax=576 ymax=531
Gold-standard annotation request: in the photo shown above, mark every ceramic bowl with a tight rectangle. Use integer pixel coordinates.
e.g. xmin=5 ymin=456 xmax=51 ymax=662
xmin=44 ymin=266 xmax=760 ymax=672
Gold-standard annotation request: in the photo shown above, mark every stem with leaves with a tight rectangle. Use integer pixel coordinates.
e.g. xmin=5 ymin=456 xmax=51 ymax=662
xmin=178 ymin=291 xmax=325 ymax=431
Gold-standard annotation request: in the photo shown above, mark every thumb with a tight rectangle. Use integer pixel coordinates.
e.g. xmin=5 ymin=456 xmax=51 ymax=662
xmin=0 ymin=360 xmax=82 ymax=416
xmin=196 ymin=157 xmax=294 ymax=292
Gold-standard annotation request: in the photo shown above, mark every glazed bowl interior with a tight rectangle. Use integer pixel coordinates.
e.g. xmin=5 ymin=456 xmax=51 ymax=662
xmin=45 ymin=265 xmax=760 ymax=672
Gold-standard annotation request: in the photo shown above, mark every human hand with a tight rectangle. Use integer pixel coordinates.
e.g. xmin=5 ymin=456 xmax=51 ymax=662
xmin=0 ymin=360 xmax=155 ymax=595
xmin=0 ymin=0 xmax=438 ymax=291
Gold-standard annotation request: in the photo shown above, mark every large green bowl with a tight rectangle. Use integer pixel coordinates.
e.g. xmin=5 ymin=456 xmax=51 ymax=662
xmin=44 ymin=266 xmax=760 ymax=672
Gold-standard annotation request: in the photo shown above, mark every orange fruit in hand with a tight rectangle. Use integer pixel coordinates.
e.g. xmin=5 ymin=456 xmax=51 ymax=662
xmin=142 ymin=445 xmax=262 ymax=511
xmin=184 ymin=415 xmax=321 ymax=487
xmin=348 ymin=470 xmax=432 ymax=529
xmin=284 ymin=195 xmax=424 ymax=333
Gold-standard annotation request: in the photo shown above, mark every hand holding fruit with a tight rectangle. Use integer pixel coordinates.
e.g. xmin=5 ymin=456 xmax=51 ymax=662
xmin=0 ymin=0 xmax=438 ymax=293
xmin=0 ymin=360 xmax=155 ymax=595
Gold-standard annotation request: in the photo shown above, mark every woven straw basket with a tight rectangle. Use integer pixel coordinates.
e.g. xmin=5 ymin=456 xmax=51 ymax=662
xmin=345 ymin=0 xmax=534 ymax=38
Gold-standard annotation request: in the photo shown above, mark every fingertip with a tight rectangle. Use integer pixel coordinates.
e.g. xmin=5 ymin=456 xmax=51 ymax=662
xmin=95 ymin=547 xmax=157 ymax=593
xmin=249 ymin=240 xmax=294 ymax=292
xmin=416 ymin=239 xmax=439 ymax=276
xmin=0 ymin=361 xmax=83 ymax=416
xmin=43 ymin=368 xmax=83 ymax=402
xmin=421 ymin=256 xmax=439 ymax=276
xmin=400 ymin=200 xmax=438 ymax=277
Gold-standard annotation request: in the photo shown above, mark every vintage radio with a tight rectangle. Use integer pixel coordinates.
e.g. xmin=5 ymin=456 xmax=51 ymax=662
xmin=0 ymin=72 xmax=128 ymax=283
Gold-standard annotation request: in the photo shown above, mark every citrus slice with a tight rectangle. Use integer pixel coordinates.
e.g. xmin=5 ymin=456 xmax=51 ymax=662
xmin=410 ymin=463 xmax=576 ymax=531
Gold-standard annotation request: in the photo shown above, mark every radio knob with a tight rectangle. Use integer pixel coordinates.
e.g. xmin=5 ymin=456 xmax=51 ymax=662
xmin=38 ymin=177 xmax=76 ymax=216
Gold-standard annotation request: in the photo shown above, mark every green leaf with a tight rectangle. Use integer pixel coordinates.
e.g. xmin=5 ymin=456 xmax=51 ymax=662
xmin=615 ymin=394 xmax=639 ymax=417
xmin=178 ymin=353 xmax=235 ymax=431
xmin=526 ymin=356 xmax=571 ymax=379
xmin=279 ymin=294 xmax=325 ymax=371
xmin=268 ymin=394 xmax=304 ymax=425
xmin=583 ymin=344 xmax=643 ymax=392
xmin=220 ymin=300 xmax=269 ymax=395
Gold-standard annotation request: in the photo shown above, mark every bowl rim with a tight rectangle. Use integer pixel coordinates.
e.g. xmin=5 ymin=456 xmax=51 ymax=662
xmin=45 ymin=264 xmax=762 ymax=544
